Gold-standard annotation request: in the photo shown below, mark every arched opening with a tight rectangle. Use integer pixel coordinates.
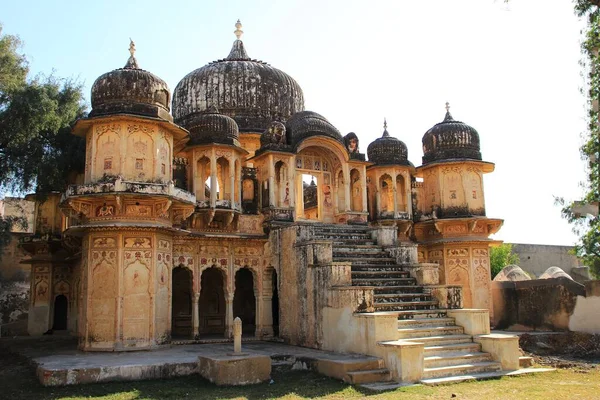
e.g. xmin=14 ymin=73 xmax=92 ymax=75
xmin=302 ymin=174 xmax=319 ymax=219
xmin=216 ymin=157 xmax=231 ymax=201
xmin=171 ymin=267 xmax=192 ymax=338
xmin=350 ymin=169 xmax=362 ymax=212
xmin=396 ymin=174 xmax=407 ymax=213
xmin=233 ymin=268 xmax=256 ymax=335
xmin=379 ymin=174 xmax=393 ymax=215
xmin=196 ymin=156 xmax=211 ymax=201
xmin=336 ymin=170 xmax=345 ymax=213
xmin=272 ymin=269 xmax=279 ymax=337
xmin=275 ymin=161 xmax=289 ymax=207
xmin=52 ymin=294 xmax=68 ymax=330
xmin=199 ymin=267 xmax=226 ymax=336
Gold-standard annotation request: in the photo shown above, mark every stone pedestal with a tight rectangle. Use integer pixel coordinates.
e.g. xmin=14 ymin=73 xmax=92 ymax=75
xmin=197 ymin=354 xmax=271 ymax=385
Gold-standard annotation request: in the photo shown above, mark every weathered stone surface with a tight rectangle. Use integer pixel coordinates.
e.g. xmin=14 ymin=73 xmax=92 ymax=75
xmin=197 ymin=354 xmax=271 ymax=385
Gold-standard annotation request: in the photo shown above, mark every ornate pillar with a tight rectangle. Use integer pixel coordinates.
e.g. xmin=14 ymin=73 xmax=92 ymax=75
xmin=261 ymin=294 xmax=274 ymax=337
xmin=210 ymin=152 xmax=217 ymax=207
xmin=225 ymin=293 xmax=234 ymax=338
xmin=392 ymin=176 xmax=398 ymax=216
xmin=254 ymin=288 xmax=262 ymax=338
xmin=191 ymin=292 xmax=200 ymax=339
xmin=343 ymin=164 xmax=351 ymax=212
xmin=405 ymin=172 xmax=412 ymax=215
xmin=229 ymin=156 xmax=235 ymax=204
xmin=268 ymin=155 xmax=275 ymax=207
xmin=362 ymin=166 xmax=368 ymax=213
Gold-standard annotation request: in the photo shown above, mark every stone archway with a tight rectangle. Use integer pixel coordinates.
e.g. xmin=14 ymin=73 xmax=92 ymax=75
xmin=295 ymin=145 xmax=341 ymax=223
xmin=171 ymin=267 xmax=192 ymax=338
xmin=233 ymin=268 xmax=256 ymax=335
xmin=199 ymin=267 xmax=226 ymax=336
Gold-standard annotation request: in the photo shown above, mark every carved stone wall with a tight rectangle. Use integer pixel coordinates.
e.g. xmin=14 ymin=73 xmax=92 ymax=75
xmin=420 ymin=242 xmax=492 ymax=310
xmin=80 ymin=230 xmax=173 ymax=351
xmin=88 ymin=120 xmax=173 ymax=184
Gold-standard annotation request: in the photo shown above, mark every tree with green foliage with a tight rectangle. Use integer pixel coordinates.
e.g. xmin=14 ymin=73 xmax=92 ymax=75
xmin=556 ymin=1 xmax=600 ymax=278
xmin=490 ymin=243 xmax=520 ymax=279
xmin=0 ymin=24 xmax=87 ymax=194
xmin=0 ymin=24 xmax=86 ymax=252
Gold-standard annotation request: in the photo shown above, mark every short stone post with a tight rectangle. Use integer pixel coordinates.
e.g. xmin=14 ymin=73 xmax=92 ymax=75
xmin=233 ymin=317 xmax=242 ymax=354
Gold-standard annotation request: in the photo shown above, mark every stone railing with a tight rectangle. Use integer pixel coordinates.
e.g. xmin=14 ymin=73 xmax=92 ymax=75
xmin=64 ymin=178 xmax=196 ymax=204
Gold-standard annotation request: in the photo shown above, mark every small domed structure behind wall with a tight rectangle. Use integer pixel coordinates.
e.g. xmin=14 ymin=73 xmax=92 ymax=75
xmin=493 ymin=265 xmax=531 ymax=282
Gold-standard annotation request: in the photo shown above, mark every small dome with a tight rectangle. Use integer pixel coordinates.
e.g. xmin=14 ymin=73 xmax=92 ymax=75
xmin=173 ymin=21 xmax=304 ymax=133
xmin=90 ymin=41 xmax=171 ymax=121
xmin=367 ymin=120 xmax=410 ymax=166
xmin=285 ymin=111 xmax=343 ymax=148
xmin=184 ymin=107 xmax=240 ymax=147
xmin=539 ymin=266 xmax=573 ymax=280
xmin=422 ymin=104 xmax=481 ymax=165
xmin=493 ymin=265 xmax=531 ymax=282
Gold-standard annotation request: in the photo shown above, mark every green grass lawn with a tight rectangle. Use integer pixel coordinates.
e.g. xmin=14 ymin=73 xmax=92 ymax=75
xmin=2 ymin=348 xmax=599 ymax=400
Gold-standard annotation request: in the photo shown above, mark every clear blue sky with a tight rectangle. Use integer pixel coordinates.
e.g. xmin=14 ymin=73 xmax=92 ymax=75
xmin=2 ymin=0 xmax=589 ymax=246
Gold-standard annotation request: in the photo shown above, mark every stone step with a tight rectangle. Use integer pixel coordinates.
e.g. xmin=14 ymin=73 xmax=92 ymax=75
xmin=344 ymin=368 xmax=391 ymax=384
xmin=315 ymin=232 xmax=371 ymax=238
xmin=334 ymin=252 xmax=393 ymax=258
xmin=375 ymin=285 xmax=426 ymax=294
xmin=397 ymin=317 xmax=456 ymax=328
xmin=352 ymin=265 xmax=407 ymax=272
xmin=422 ymin=361 xmax=502 ymax=379
xmin=404 ymin=334 xmax=472 ymax=347
xmin=419 ymin=368 xmax=556 ymax=386
xmin=375 ymin=293 xmax=432 ymax=301
xmin=374 ymin=301 xmax=438 ymax=312
xmin=397 ymin=325 xmax=464 ymax=339
xmin=334 ymin=257 xmax=397 ymax=264
xmin=353 ymin=270 xmax=410 ymax=278
xmin=424 ymin=352 xmax=492 ymax=368
xmin=334 ymin=245 xmax=382 ymax=251
xmin=332 ymin=240 xmax=376 ymax=246
xmin=314 ymin=225 xmax=369 ymax=232
xmin=396 ymin=309 xmax=449 ymax=320
xmin=424 ymin=342 xmax=482 ymax=356
xmin=353 ymin=278 xmax=416 ymax=286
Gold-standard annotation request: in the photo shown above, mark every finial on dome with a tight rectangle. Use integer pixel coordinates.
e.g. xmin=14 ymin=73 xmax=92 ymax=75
xmin=443 ymin=102 xmax=454 ymax=122
xmin=382 ymin=118 xmax=390 ymax=137
xmin=234 ymin=19 xmax=244 ymax=40
xmin=124 ymin=38 xmax=139 ymax=69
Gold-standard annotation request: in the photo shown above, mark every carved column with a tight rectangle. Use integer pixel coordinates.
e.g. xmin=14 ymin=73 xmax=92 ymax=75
xmin=288 ymin=160 xmax=296 ymax=208
xmin=392 ymin=176 xmax=398 ymax=216
xmin=254 ymin=288 xmax=262 ymax=338
xmin=343 ymin=164 xmax=351 ymax=212
xmin=362 ymin=166 xmax=368 ymax=212
xmin=405 ymin=172 xmax=412 ymax=215
xmin=191 ymin=292 xmax=200 ymax=339
xmin=229 ymin=156 xmax=235 ymax=204
xmin=225 ymin=293 xmax=234 ymax=338
xmin=268 ymin=155 xmax=275 ymax=207
xmin=261 ymin=294 xmax=274 ymax=337
xmin=210 ymin=152 xmax=217 ymax=207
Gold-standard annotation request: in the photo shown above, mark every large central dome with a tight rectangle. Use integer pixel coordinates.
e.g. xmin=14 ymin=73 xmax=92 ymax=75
xmin=172 ymin=21 xmax=305 ymax=133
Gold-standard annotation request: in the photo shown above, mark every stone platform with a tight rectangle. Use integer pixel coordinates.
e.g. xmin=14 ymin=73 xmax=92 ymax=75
xmin=1 ymin=337 xmax=382 ymax=386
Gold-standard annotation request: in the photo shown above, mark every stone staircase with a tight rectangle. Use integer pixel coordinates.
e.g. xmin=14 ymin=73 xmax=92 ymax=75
xmin=314 ymin=224 xmax=503 ymax=384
